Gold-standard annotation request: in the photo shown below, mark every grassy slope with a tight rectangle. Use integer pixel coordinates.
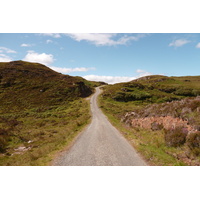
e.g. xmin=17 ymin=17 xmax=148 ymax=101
xmin=0 ymin=61 xmax=99 ymax=165
xmin=99 ymin=75 xmax=200 ymax=166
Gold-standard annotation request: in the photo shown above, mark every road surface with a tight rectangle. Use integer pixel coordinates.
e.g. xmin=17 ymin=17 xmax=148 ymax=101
xmin=52 ymin=87 xmax=146 ymax=166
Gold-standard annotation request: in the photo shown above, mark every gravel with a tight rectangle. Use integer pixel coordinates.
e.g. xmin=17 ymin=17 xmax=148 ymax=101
xmin=52 ymin=87 xmax=146 ymax=166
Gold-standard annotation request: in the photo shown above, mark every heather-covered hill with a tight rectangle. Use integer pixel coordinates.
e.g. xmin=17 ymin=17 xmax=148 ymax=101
xmin=102 ymin=75 xmax=200 ymax=103
xmin=0 ymin=60 xmax=100 ymax=165
xmin=0 ymin=60 xmax=94 ymax=112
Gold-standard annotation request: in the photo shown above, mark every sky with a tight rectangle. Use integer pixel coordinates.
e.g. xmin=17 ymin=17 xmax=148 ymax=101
xmin=0 ymin=33 xmax=200 ymax=84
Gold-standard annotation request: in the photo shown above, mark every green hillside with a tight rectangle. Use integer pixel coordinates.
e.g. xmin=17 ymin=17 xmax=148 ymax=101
xmin=99 ymin=75 xmax=200 ymax=166
xmin=102 ymin=75 xmax=200 ymax=104
xmin=0 ymin=60 xmax=94 ymax=112
xmin=0 ymin=61 xmax=97 ymax=165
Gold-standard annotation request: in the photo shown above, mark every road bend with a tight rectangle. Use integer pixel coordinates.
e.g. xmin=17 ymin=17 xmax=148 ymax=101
xmin=52 ymin=87 xmax=146 ymax=166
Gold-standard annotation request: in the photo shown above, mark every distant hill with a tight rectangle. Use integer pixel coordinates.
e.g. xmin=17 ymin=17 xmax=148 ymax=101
xmin=102 ymin=75 xmax=200 ymax=103
xmin=0 ymin=60 xmax=94 ymax=112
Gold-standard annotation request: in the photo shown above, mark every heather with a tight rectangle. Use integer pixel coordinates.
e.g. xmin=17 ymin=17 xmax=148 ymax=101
xmin=0 ymin=61 xmax=103 ymax=165
xmin=99 ymin=75 xmax=200 ymax=165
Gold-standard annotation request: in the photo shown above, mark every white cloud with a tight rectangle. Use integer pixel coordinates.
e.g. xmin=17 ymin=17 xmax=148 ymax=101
xmin=40 ymin=33 xmax=61 ymax=38
xmin=136 ymin=69 xmax=152 ymax=77
xmin=83 ymin=69 xmax=152 ymax=84
xmin=0 ymin=47 xmax=16 ymax=61
xmin=0 ymin=54 xmax=12 ymax=62
xmin=50 ymin=66 xmax=95 ymax=74
xmin=38 ymin=33 xmax=148 ymax=46
xmin=21 ymin=43 xmax=31 ymax=47
xmin=65 ymin=33 xmax=146 ymax=46
xmin=169 ymin=39 xmax=190 ymax=47
xmin=23 ymin=51 xmax=54 ymax=66
xmin=83 ymin=75 xmax=136 ymax=84
xmin=0 ymin=47 xmax=17 ymax=53
xmin=196 ymin=42 xmax=200 ymax=48
xmin=46 ymin=39 xmax=53 ymax=44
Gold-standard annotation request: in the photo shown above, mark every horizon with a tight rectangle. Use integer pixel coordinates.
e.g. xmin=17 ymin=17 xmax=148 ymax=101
xmin=1 ymin=33 xmax=200 ymax=84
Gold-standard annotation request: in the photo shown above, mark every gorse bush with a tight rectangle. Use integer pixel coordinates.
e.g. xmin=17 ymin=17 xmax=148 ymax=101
xmin=164 ymin=126 xmax=188 ymax=147
xmin=187 ymin=131 xmax=200 ymax=156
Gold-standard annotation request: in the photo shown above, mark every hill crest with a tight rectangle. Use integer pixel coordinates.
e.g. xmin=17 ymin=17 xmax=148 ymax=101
xmin=0 ymin=61 xmax=93 ymax=112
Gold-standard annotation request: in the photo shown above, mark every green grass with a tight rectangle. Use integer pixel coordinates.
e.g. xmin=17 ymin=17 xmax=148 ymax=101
xmin=0 ymin=61 xmax=95 ymax=112
xmin=99 ymin=96 xmax=188 ymax=165
xmin=102 ymin=75 xmax=200 ymax=104
xmin=0 ymin=99 xmax=91 ymax=165
xmin=0 ymin=60 xmax=101 ymax=165
xmin=99 ymin=75 xmax=200 ymax=166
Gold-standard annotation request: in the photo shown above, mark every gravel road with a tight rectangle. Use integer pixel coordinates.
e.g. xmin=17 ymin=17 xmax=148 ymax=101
xmin=52 ymin=87 xmax=146 ymax=166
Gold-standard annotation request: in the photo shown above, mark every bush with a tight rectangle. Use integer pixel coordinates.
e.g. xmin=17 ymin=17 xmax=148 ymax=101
xmin=174 ymin=88 xmax=195 ymax=97
xmin=188 ymin=100 xmax=200 ymax=111
xmin=164 ymin=126 xmax=188 ymax=147
xmin=0 ymin=128 xmax=9 ymax=153
xmin=7 ymin=119 xmax=21 ymax=127
xmin=113 ymin=90 xmax=151 ymax=102
xmin=151 ymin=122 xmax=163 ymax=131
xmin=187 ymin=131 xmax=200 ymax=156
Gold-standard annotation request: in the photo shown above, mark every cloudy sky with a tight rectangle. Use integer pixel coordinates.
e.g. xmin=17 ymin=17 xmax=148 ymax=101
xmin=1 ymin=33 xmax=200 ymax=84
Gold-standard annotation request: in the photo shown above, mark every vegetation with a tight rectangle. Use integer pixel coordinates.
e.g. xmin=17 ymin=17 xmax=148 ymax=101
xmin=0 ymin=60 xmax=104 ymax=165
xmin=1 ymin=61 xmax=199 ymax=166
xmin=102 ymin=75 xmax=200 ymax=104
xmin=164 ymin=126 xmax=188 ymax=147
xmin=187 ymin=131 xmax=200 ymax=156
xmin=99 ymin=75 xmax=200 ymax=165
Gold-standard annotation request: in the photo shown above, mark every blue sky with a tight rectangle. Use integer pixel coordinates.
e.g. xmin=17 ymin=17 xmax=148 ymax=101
xmin=0 ymin=33 xmax=200 ymax=84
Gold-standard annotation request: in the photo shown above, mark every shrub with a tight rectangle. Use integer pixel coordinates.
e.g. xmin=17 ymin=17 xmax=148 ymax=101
xmin=0 ymin=128 xmax=9 ymax=153
xmin=174 ymin=88 xmax=195 ymax=97
xmin=187 ymin=131 xmax=200 ymax=156
xmin=188 ymin=100 xmax=200 ymax=111
xmin=113 ymin=90 xmax=151 ymax=102
xmin=164 ymin=126 xmax=188 ymax=147
xmin=7 ymin=119 xmax=21 ymax=127
xmin=0 ymin=128 xmax=8 ymax=136
xmin=192 ymin=89 xmax=200 ymax=96
xmin=151 ymin=122 xmax=163 ymax=131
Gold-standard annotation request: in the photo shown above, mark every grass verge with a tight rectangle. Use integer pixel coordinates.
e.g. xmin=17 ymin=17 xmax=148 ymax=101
xmin=0 ymin=99 xmax=91 ymax=166
xmin=98 ymin=94 xmax=193 ymax=166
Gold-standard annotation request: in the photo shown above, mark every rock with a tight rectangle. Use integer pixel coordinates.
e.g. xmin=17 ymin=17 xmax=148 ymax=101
xmin=13 ymin=146 xmax=31 ymax=154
